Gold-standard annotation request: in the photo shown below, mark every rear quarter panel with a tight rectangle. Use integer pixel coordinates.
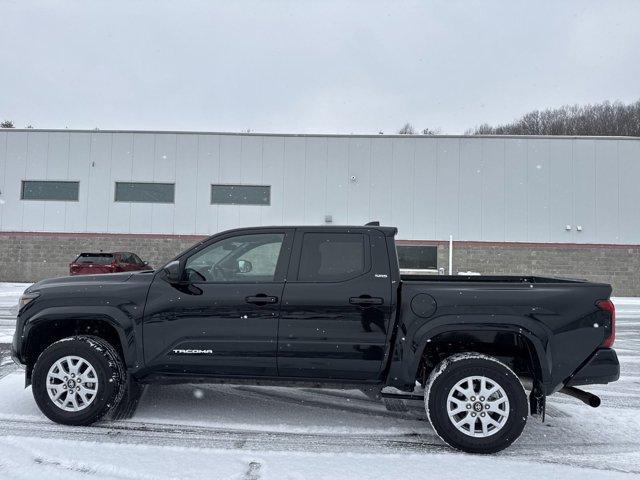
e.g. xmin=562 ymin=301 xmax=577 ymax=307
xmin=388 ymin=279 xmax=612 ymax=394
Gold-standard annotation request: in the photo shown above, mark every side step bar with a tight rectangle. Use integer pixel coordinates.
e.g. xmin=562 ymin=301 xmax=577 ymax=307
xmin=559 ymin=386 xmax=601 ymax=407
xmin=382 ymin=387 xmax=601 ymax=409
xmin=380 ymin=392 xmax=423 ymax=401
xmin=380 ymin=391 xmax=423 ymax=413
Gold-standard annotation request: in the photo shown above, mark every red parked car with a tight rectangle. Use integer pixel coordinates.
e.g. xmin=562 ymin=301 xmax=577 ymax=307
xmin=69 ymin=252 xmax=153 ymax=276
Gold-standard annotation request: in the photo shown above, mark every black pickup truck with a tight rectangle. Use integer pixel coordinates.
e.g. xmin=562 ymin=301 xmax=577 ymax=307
xmin=12 ymin=225 xmax=619 ymax=453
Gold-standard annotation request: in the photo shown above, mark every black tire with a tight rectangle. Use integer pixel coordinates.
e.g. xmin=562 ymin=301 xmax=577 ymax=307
xmin=32 ymin=335 xmax=126 ymax=426
xmin=425 ymin=353 xmax=528 ymax=454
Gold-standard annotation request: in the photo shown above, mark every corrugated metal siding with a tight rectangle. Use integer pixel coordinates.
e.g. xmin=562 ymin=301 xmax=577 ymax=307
xmin=0 ymin=130 xmax=639 ymax=244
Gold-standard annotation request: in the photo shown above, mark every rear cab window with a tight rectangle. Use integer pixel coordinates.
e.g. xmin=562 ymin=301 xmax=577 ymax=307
xmin=74 ymin=253 xmax=114 ymax=265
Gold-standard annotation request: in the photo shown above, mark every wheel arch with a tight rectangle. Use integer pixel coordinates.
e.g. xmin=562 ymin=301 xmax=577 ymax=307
xmin=414 ymin=326 xmax=548 ymax=389
xmin=22 ymin=307 xmax=136 ymax=384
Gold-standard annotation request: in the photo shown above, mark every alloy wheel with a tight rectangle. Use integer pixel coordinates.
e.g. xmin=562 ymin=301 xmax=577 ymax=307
xmin=446 ymin=375 xmax=510 ymax=438
xmin=46 ymin=355 xmax=99 ymax=412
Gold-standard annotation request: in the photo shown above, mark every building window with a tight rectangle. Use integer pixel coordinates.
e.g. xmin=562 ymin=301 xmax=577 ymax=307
xmin=211 ymin=184 xmax=270 ymax=206
xmin=21 ymin=180 xmax=79 ymax=201
xmin=114 ymin=182 xmax=175 ymax=203
xmin=396 ymin=245 xmax=438 ymax=270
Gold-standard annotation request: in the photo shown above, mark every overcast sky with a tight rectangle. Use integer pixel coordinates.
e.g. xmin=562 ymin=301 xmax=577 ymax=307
xmin=1 ymin=0 xmax=639 ymax=134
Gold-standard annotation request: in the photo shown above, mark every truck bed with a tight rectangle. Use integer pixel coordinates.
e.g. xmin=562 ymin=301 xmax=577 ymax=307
xmin=394 ymin=273 xmax=612 ymax=394
xmin=401 ymin=274 xmax=588 ymax=284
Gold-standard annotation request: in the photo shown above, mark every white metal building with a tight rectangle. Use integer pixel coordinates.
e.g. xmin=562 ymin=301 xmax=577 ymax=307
xmin=1 ymin=129 xmax=639 ymax=244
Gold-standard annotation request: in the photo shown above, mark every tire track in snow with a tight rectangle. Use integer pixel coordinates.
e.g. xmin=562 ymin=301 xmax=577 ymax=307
xmin=0 ymin=416 xmax=444 ymax=454
xmin=1 ymin=416 xmax=639 ymax=475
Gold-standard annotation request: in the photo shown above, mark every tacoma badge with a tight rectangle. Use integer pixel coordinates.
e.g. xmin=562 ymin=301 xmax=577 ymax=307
xmin=172 ymin=349 xmax=214 ymax=355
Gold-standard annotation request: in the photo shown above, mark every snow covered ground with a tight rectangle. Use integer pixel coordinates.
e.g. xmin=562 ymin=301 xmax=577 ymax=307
xmin=0 ymin=283 xmax=29 ymax=343
xmin=0 ymin=283 xmax=638 ymax=479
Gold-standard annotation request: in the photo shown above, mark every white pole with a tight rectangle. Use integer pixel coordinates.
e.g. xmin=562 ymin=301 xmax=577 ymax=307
xmin=448 ymin=234 xmax=453 ymax=275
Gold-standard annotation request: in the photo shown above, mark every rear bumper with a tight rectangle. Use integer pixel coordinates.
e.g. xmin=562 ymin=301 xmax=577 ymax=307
xmin=566 ymin=348 xmax=620 ymax=387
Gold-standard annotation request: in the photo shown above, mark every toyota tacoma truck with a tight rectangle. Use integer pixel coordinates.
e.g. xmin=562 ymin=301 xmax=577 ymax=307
xmin=11 ymin=224 xmax=620 ymax=453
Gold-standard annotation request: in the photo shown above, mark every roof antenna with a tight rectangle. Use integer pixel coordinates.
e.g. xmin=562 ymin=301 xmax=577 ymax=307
xmin=365 ymin=221 xmax=380 ymax=226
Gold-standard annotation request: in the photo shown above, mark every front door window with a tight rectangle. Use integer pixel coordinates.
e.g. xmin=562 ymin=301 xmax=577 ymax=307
xmin=184 ymin=233 xmax=285 ymax=283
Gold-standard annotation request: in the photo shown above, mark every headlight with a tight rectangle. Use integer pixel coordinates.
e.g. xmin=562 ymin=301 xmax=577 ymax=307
xmin=19 ymin=292 xmax=40 ymax=310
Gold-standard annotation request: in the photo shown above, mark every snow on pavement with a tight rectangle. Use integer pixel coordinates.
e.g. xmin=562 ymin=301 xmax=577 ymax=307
xmin=1 ymin=434 xmax=636 ymax=480
xmin=0 ymin=283 xmax=29 ymax=317
xmin=0 ymin=283 xmax=29 ymax=343
xmin=0 ymin=283 xmax=639 ymax=478
xmin=4 ymin=431 xmax=638 ymax=480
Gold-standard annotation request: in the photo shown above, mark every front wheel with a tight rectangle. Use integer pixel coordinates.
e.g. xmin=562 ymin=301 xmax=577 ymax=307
xmin=32 ymin=336 xmax=126 ymax=425
xmin=425 ymin=353 xmax=528 ymax=453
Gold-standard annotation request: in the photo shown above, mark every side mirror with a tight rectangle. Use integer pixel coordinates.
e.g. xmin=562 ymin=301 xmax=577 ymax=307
xmin=237 ymin=259 xmax=252 ymax=274
xmin=163 ymin=260 xmax=182 ymax=283
xmin=143 ymin=261 xmax=149 ymax=266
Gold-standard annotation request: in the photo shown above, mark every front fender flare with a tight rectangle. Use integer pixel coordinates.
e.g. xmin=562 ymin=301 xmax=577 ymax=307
xmin=22 ymin=305 xmax=139 ymax=370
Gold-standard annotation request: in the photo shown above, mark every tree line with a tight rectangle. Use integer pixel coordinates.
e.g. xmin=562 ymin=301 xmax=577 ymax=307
xmin=466 ymin=99 xmax=640 ymax=136
xmin=4 ymin=99 xmax=640 ymax=136
xmin=0 ymin=120 xmax=34 ymax=128
xmin=398 ymin=99 xmax=640 ymax=136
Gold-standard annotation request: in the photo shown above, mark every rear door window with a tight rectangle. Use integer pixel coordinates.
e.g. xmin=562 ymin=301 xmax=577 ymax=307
xmin=297 ymin=233 xmax=367 ymax=282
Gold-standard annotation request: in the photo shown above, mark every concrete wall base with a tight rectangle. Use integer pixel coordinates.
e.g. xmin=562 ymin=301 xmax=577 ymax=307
xmin=425 ymin=241 xmax=639 ymax=296
xmin=0 ymin=232 xmax=202 ymax=284
xmin=2 ymin=232 xmax=638 ymax=296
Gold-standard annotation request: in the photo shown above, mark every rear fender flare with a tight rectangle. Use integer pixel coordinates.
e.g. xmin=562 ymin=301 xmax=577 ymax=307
xmin=405 ymin=316 xmax=551 ymax=390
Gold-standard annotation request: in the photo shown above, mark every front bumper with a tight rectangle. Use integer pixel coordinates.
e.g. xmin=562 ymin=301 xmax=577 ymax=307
xmin=11 ymin=333 xmax=23 ymax=366
xmin=10 ymin=347 xmax=21 ymax=366
xmin=566 ymin=348 xmax=620 ymax=387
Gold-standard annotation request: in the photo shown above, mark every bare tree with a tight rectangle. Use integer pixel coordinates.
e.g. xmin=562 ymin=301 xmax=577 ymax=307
xmin=1 ymin=120 xmax=15 ymax=128
xmin=467 ymin=99 xmax=640 ymax=136
xmin=398 ymin=123 xmax=415 ymax=134
xmin=421 ymin=127 xmax=440 ymax=135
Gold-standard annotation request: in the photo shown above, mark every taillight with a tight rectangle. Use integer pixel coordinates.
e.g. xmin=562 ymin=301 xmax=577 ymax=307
xmin=596 ymin=299 xmax=616 ymax=348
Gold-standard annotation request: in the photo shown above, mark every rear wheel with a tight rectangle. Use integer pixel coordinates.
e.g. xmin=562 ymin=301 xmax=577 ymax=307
xmin=32 ymin=336 xmax=125 ymax=425
xmin=425 ymin=353 xmax=528 ymax=453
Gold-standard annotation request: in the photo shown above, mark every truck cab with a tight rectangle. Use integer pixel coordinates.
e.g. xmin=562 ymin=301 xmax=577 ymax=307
xmin=142 ymin=226 xmax=395 ymax=382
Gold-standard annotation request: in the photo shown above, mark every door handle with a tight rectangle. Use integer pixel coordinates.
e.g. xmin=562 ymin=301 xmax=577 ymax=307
xmin=246 ymin=294 xmax=278 ymax=305
xmin=349 ymin=296 xmax=384 ymax=306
